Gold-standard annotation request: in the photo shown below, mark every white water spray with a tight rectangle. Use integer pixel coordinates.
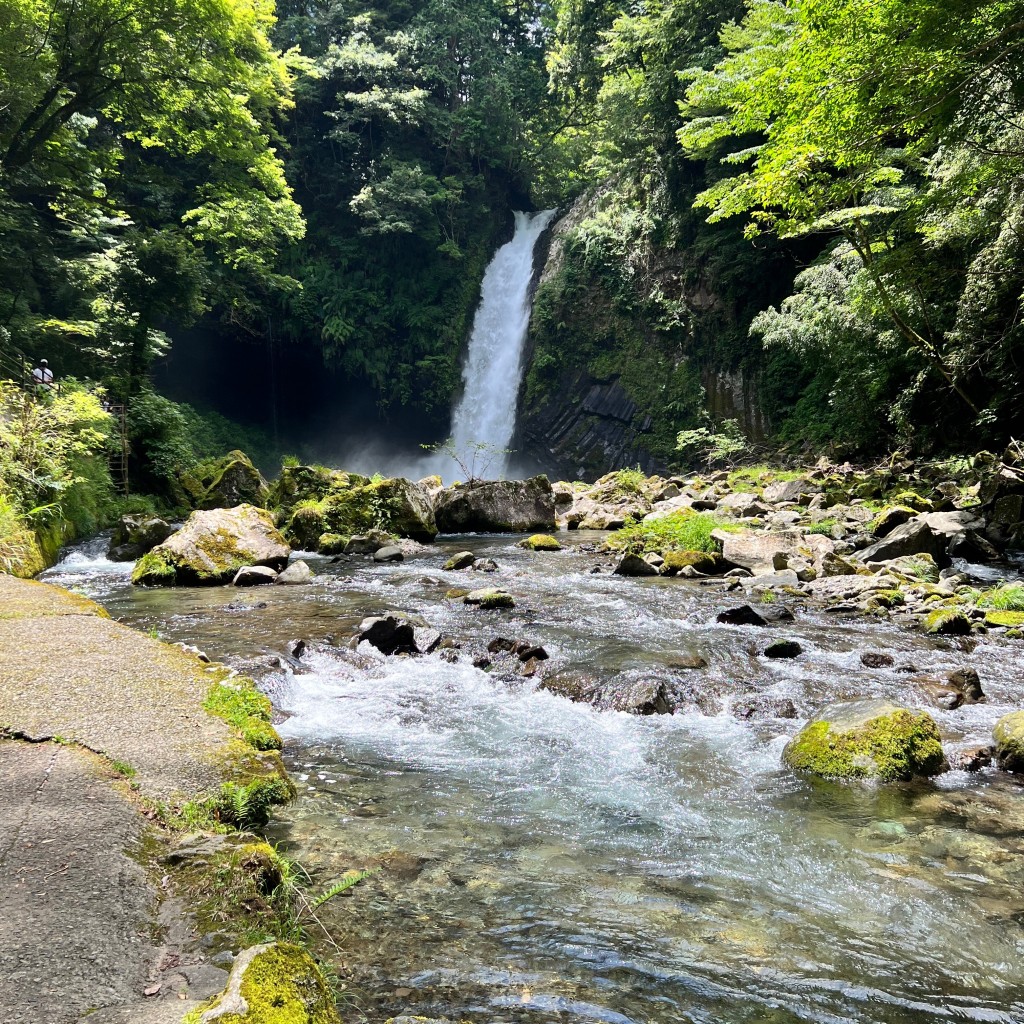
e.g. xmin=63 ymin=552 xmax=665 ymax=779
xmin=443 ymin=209 xmax=557 ymax=479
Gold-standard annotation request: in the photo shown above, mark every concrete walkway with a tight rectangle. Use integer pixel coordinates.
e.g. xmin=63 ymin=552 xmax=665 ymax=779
xmin=0 ymin=574 xmax=265 ymax=1023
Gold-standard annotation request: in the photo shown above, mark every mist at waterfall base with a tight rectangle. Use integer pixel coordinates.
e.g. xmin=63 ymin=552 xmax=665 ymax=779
xmin=313 ymin=209 xmax=557 ymax=483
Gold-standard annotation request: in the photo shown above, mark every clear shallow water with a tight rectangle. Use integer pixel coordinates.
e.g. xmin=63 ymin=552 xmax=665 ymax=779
xmin=44 ymin=535 xmax=1024 ymax=1023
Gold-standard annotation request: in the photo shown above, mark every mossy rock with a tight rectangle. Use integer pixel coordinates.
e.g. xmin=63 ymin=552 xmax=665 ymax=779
xmin=445 ymin=588 xmax=471 ymax=599
xmin=923 ymin=607 xmax=972 ymax=636
xmin=985 ymin=610 xmax=1024 ymax=628
xmin=662 ymin=550 xmax=723 ymax=574
xmin=285 ymin=505 xmax=327 ymax=550
xmin=132 ymin=506 xmax=290 ymax=587
xmin=994 ymin=711 xmax=1024 ymax=772
xmin=519 ymin=534 xmax=562 ymax=551
xmin=783 ymin=699 xmax=947 ymax=781
xmin=317 ymin=533 xmax=350 ymax=555
xmin=464 ymin=588 xmax=515 ymax=609
xmin=184 ymin=942 xmax=341 ymax=1024
xmin=889 ymin=490 xmax=934 ymax=513
xmin=869 ymin=505 xmax=918 ymax=536
xmin=181 ymin=450 xmax=269 ymax=511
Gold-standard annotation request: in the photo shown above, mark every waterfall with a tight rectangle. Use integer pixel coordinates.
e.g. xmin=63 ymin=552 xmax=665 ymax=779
xmin=443 ymin=209 xmax=557 ymax=480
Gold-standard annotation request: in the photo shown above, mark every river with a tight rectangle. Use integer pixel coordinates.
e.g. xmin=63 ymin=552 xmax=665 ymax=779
xmin=44 ymin=534 xmax=1024 ymax=1023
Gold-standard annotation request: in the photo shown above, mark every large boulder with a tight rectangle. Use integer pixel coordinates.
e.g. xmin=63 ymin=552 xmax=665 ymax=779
xmin=132 ymin=505 xmax=290 ymax=586
xmin=762 ymin=478 xmax=819 ymax=504
xmin=107 ymin=514 xmax=172 ymax=561
xmin=858 ymin=517 xmax=954 ymax=565
xmin=370 ymin=477 xmax=437 ymax=542
xmin=181 ymin=450 xmax=269 ymax=510
xmin=782 ymin=699 xmax=947 ymax=781
xmin=434 ymin=476 xmax=556 ymax=533
xmin=192 ymin=942 xmax=341 ymax=1024
xmin=713 ymin=528 xmax=834 ymax=575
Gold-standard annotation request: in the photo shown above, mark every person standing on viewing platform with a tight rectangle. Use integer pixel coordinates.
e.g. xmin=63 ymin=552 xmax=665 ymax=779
xmin=31 ymin=359 xmax=54 ymax=391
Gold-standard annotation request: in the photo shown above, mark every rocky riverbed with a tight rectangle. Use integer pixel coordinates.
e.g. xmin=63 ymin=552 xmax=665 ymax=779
xmin=44 ymin=448 xmax=1024 ymax=1024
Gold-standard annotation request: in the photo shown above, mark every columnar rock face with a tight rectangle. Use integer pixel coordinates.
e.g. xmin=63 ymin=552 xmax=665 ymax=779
xmin=132 ymin=505 xmax=290 ymax=586
xmin=434 ymin=476 xmax=556 ymax=533
xmin=782 ymin=699 xmax=947 ymax=781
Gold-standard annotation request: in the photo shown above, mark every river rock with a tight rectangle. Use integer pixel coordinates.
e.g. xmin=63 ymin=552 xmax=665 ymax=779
xmin=717 ymin=605 xmax=767 ymax=626
xmin=472 ymin=558 xmax=499 ymax=572
xmin=922 ymin=607 xmax=972 ymax=635
xmin=434 ymin=477 xmax=556 ymax=533
xmin=764 ymin=639 xmax=802 ymax=659
xmin=373 ymin=545 xmax=405 ymax=563
xmin=132 ymin=505 xmax=290 ymax=586
xmin=464 ymin=588 xmax=515 ymax=609
xmin=181 ymin=449 xmax=269 ymax=511
xmin=233 ymin=565 xmax=278 ymax=587
xmin=858 ymin=518 xmax=951 ymax=565
xmin=356 ymin=615 xmax=417 ymax=655
xmin=607 ymin=679 xmax=672 ymax=715
xmin=107 ymin=514 xmax=173 ymax=561
xmin=713 ymin=528 xmax=834 ymax=575
xmin=443 ymin=551 xmax=476 ymax=570
xmin=731 ymin=695 xmax=798 ymax=720
xmin=519 ymin=534 xmax=562 ymax=551
xmin=345 ymin=531 xmax=393 ymax=555
xmin=763 ymin=478 xmax=818 ymax=504
xmin=275 ymin=560 xmax=313 ymax=584
xmin=948 ymin=667 xmax=984 ymax=702
xmin=614 ymin=553 xmax=660 ymax=577
xmin=861 ymin=651 xmax=895 ymax=668
xmin=914 ymin=676 xmax=966 ymax=710
xmin=195 ymin=942 xmax=341 ymax=1024
xmin=783 ymin=699 xmax=947 ymax=780
xmin=821 ymin=551 xmax=857 ymax=577
xmin=993 ymin=711 xmax=1024 ymax=772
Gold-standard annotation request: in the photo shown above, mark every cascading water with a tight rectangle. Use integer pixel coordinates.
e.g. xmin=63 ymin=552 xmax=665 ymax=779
xmin=441 ymin=209 xmax=557 ymax=480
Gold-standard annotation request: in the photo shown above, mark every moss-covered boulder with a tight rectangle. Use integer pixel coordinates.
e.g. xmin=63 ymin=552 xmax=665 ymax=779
xmin=317 ymin=533 xmax=349 ymax=555
xmin=869 ymin=505 xmax=919 ymax=538
xmin=993 ymin=711 xmax=1024 ymax=772
xmin=782 ymin=699 xmax=947 ymax=781
xmin=284 ymin=504 xmax=327 ymax=550
xmin=132 ymin=505 xmax=290 ymax=586
xmin=923 ymin=607 xmax=972 ymax=636
xmin=181 ymin=450 xmax=269 ymax=511
xmin=266 ymin=464 xmax=368 ymax=518
xmin=519 ymin=534 xmax=562 ymax=551
xmin=662 ymin=550 xmax=723 ymax=575
xmin=186 ymin=942 xmax=341 ymax=1024
xmin=464 ymin=587 xmax=515 ymax=609
xmin=434 ymin=476 xmax=556 ymax=533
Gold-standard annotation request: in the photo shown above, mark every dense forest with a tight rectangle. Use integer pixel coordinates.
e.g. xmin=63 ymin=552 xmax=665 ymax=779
xmin=2 ymin=0 xmax=1024 ymax=486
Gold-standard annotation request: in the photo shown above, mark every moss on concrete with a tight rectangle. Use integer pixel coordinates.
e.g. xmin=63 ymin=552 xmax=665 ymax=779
xmin=783 ymin=701 xmax=947 ymax=781
xmin=203 ymin=679 xmax=282 ymax=753
xmin=184 ymin=942 xmax=341 ymax=1024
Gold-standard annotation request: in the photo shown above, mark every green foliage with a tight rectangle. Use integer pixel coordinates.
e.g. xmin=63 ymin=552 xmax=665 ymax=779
xmin=608 ymin=510 xmax=729 ymax=555
xmin=978 ymin=585 xmax=1024 ymax=612
xmin=676 ymin=419 xmax=747 ymax=468
xmin=0 ymin=0 xmax=305 ymax=396
xmin=0 ymin=383 xmax=115 ymax=572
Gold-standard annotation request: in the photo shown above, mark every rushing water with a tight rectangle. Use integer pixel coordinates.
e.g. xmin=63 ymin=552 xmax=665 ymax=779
xmin=442 ymin=210 xmax=557 ymax=480
xmin=44 ymin=536 xmax=1024 ymax=1024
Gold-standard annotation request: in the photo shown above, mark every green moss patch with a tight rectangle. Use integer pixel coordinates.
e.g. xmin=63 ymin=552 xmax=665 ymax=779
xmin=985 ymin=610 xmax=1024 ymax=628
xmin=184 ymin=942 xmax=341 ymax=1024
xmin=204 ymin=679 xmax=282 ymax=752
